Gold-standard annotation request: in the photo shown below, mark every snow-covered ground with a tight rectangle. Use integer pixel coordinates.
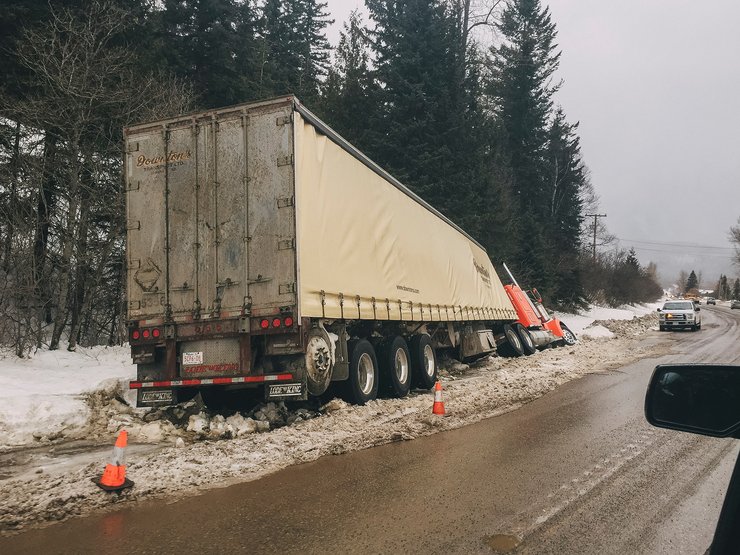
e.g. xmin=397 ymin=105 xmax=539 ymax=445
xmin=0 ymin=305 xmax=667 ymax=533
xmin=0 ymin=345 xmax=136 ymax=449
xmin=555 ymin=302 xmax=663 ymax=340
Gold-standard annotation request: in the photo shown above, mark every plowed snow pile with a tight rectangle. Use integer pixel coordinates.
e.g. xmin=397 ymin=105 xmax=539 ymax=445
xmin=0 ymin=312 xmax=668 ymax=533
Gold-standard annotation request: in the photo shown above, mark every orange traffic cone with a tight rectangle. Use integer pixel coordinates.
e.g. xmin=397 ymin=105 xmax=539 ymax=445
xmin=432 ymin=381 xmax=446 ymax=415
xmin=94 ymin=430 xmax=134 ymax=492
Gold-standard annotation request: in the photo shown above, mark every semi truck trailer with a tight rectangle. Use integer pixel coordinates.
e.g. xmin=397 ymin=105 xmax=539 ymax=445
xmin=125 ymin=96 xmax=525 ymax=409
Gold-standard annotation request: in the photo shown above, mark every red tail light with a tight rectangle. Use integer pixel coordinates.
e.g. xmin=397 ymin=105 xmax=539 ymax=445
xmin=142 ymin=329 xmax=150 ymax=339
xmin=132 ymin=330 xmax=140 ymax=340
xmin=272 ymin=318 xmax=281 ymax=328
xmin=152 ymin=328 xmax=161 ymax=338
xmin=260 ymin=319 xmax=270 ymax=329
xmin=284 ymin=316 xmax=294 ymax=327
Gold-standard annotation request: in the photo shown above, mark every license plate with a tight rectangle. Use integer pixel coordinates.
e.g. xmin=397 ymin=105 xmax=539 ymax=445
xmin=267 ymin=383 xmax=303 ymax=399
xmin=182 ymin=351 xmax=203 ymax=365
xmin=140 ymin=390 xmax=173 ymax=403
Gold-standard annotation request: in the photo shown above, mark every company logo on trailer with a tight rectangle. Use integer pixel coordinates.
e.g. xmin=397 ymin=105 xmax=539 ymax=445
xmin=474 ymin=260 xmax=492 ymax=285
xmin=136 ymin=150 xmax=192 ymax=168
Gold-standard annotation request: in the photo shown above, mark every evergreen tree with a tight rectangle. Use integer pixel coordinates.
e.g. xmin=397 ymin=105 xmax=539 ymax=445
xmin=365 ymin=0 xmax=474 ymax=222
xmin=686 ymin=270 xmax=698 ymax=291
xmin=733 ymin=278 xmax=740 ymax=300
xmin=718 ymin=274 xmax=729 ymax=300
xmin=260 ymin=0 xmax=332 ymax=105
xmin=542 ymin=107 xmax=586 ymax=306
xmin=319 ymin=10 xmax=378 ymax=151
xmin=487 ymin=0 xmax=562 ymax=286
xmin=156 ymin=0 xmax=260 ymax=107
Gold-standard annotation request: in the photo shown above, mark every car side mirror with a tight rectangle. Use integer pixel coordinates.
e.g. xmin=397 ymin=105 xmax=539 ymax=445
xmin=656 ymin=308 xmax=662 ymax=312
xmin=645 ymin=364 xmax=740 ymax=438
xmin=696 ymin=307 xmax=701 ymax=312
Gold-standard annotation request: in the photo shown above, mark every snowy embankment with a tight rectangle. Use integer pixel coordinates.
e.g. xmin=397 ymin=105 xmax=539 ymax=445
xmin=556 ymin=302 xmax=662 ymax=339
xmin=0 ymin=304 xmax=666 ymax=532
xmin=0 ymin=345 xmax=136 ymax=449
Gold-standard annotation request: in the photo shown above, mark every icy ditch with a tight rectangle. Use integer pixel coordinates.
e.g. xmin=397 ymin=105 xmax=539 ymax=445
xmin=0 ymin=312 xmax=669 ymax=533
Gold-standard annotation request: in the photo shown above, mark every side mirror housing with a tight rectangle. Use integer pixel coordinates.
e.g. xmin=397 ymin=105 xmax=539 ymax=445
xmin=696 ymin=307 xmax=701 ymax=312
xmin=645 ymin=364 xmax=740 ymax=438
xmin=656 ymin=308 xmax=662 ymax=312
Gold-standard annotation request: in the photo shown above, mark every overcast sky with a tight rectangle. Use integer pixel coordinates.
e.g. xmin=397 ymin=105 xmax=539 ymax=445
xmin=324 ymin=1 xmax=740 ymax=284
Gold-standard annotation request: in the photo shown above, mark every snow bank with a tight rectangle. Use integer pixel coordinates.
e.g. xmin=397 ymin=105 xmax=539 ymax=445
xmin=555 ymin=302 xmax=663 ymax=339
xmin=0 ymin=345 xmax=135 ymax=449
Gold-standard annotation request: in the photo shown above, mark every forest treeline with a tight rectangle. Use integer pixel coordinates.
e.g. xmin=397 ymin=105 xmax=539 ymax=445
xmin=0 ymin=0 xmax=661 ymax=355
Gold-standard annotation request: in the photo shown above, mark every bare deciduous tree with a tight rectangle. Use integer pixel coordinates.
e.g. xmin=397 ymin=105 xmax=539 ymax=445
xmin=0 ymin=1 xmax=193 ymax=353
xmin=730 ymin=218 xmax=740 ymax=267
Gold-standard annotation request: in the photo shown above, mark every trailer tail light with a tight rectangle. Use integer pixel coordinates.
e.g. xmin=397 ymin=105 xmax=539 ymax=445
xmin=152 ymin=328 xmax=161 ymax=338
xmin=142 ymin=329 xmax=150 ymax=339
xmin=132 ymin=330 xmax=140 ymax=340
xmin=284 ymin=316 xmax=294 ymax=327
xmin=260 ymin=319 xmax=270 ymax=329
xmin=272 ymin=318 xmax=282 ymax=328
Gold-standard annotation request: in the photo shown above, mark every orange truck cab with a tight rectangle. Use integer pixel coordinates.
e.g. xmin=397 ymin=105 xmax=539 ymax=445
xmin=501 ymin=264 xmax=577 ymax=349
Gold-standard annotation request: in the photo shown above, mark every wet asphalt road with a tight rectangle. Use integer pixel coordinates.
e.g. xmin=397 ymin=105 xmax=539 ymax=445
xmin=2 ymin=305 xmax=740 ymax=555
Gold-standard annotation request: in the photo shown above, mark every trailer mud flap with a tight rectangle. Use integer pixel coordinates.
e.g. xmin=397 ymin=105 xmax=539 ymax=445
xmin=138 ymin=388 xmax=174 ymax=407
xmin=266 ymin=381 xmax=307 ymax=401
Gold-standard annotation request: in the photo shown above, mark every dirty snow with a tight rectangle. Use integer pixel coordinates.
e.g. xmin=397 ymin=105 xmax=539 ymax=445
xmin=555 ymin=302 xmax=663 ymax=339
xmin=0 ymin=311 xmax=670 ymax=533
xmin=0 ymin=345 xmax=136 ymax=449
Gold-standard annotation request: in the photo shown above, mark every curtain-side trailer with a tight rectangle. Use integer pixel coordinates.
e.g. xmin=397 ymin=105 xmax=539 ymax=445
xmin=125 ymin=96 xmax=519 ymax=409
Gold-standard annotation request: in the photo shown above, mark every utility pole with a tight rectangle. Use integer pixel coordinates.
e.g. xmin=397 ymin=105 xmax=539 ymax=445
xmin=586 ymin=213 xmax=607 ymax=260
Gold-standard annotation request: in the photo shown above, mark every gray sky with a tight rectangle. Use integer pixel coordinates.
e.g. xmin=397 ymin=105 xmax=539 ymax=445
xmin=325 ymin=1 xmax=740 ymax=285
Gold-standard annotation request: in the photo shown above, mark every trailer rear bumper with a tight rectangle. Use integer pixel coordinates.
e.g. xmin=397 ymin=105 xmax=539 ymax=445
xmin=129 ymin=373 xmax=295 ymax=389
xmin=131 ymin=373 xmax=302 ymax=407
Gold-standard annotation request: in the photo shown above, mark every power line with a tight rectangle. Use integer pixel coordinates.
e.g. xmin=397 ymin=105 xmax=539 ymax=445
xmin=626 ymin=246 xmax=735 ymax=258
xmin=617 ymin=237 xmax=734 ymax=251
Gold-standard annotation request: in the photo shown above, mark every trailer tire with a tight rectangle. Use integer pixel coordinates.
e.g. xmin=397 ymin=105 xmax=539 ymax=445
xmin=498 ymin=324 xmax=524 ymax=357
xmin=378 ymin=336 xmax=412 ymax=398
xmin=561 ymin=324 xmax=577 ymax=345
xmin=409 ymin=334 xmax=437 ymax=390
xmin=343 ymin=339 xmax=379 ymax=405
xmin=514 ymin=324 xmax=537 ymax=355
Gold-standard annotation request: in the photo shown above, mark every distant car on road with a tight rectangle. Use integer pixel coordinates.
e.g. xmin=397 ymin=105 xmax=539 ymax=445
xmin=732 ymin=300 xmax=740 ymax=310
xmin=706 ymin=297 xmax=716 ymax=305
xmin=657 ymin=300 xmax=702 ymax=331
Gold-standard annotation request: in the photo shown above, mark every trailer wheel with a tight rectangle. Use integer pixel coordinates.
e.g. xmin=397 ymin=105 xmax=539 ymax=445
xmin=514 ymin=324 xmax=536 ymax=355
xmin=305 ymin=328 xmax=334 ymax=396
xmin=561 ymin=324 xmax=577 ymax=345
xmin=409 ymin=334 xmax=437 ymax=390
xmin=378 ymin=336 xmax=412 ymax=398
xmin=343 ymin=339 xmax=379 ymax=405
xmin=498 ymin=324 xmax=524 ymax=357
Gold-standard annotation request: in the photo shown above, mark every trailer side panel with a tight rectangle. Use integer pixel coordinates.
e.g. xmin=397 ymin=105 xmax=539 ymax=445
xmin=294 ymin=111 xmax=517 ymax=322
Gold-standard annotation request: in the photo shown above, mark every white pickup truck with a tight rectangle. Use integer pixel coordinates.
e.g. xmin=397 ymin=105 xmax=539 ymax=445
xmin=657 ymin=300 xmax=702 ymax=331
